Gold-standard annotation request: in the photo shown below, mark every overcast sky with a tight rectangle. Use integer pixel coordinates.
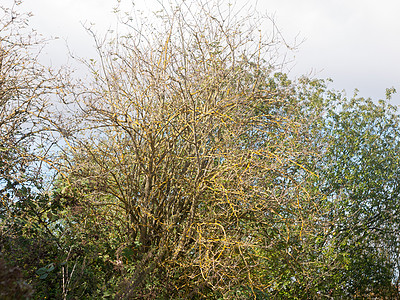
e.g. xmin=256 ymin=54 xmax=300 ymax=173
xmin=13 ymin=0 xmax=400 ymax=105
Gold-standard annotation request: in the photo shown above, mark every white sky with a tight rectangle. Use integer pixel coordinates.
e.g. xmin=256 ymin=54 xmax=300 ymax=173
xmin=12 ymin=0 xmax=400 ymax=105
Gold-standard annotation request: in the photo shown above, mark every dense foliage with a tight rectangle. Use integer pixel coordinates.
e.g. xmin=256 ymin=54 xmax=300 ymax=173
xmin=1 ymin=1 xmax=400 ymax=299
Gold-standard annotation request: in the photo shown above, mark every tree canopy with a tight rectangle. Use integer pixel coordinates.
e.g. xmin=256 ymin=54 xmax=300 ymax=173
xmin=1 ymin=1 xmax=400 ymax=299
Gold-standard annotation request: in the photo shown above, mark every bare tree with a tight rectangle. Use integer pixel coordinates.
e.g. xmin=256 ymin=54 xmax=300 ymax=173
xmin=57 ymin=1 xmax=328 ymax=298
xmin=0 ymin=3 xmax=65 ymax=297
xmin=0 ymin=1 xmax=57 ymax=190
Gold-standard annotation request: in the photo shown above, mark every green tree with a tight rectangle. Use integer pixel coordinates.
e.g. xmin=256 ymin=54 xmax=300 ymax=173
xmin=298 ymin=77 xmax=400 ymax=297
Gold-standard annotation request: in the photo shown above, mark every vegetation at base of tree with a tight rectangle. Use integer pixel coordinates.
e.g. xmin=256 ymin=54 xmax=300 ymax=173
xmin=1 ymin=0 xmax=400 ymax=298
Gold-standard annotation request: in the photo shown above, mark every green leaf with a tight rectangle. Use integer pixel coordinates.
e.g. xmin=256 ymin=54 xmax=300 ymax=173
xmin=46 ymin=263 xmax=55 ymax=272
xmin=36 ymin=267 xmax=47 ymax=275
